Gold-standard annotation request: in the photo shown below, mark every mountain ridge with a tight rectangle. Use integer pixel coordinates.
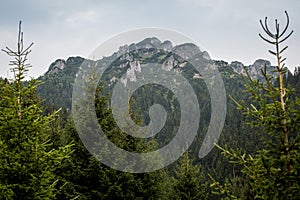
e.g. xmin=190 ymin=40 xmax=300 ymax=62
xmin=43 ymin=37 xmax=289 ymax=79
xmin=38 ymin=36 xmax=299 ymax=114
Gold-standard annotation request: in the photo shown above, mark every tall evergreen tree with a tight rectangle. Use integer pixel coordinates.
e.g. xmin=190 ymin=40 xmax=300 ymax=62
xmin=210 ymin=11 xmax=300 ymax=200
xmin=0 ymin=21 xmax=72 ymax=199
xmin=56 ymin=68 xmax=173 ymax=199
xmin=174 ymin=152 xmax=208 ymax=200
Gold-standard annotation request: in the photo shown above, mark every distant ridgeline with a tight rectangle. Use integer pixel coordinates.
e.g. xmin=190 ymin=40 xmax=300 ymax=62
xmin=37 ymin=37 xmax=300 ymax=112
xmin=37 ymin=37 xmax=300 ymax=171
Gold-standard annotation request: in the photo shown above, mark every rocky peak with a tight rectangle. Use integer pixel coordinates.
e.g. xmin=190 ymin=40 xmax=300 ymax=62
xmin=201 ymin=51 xmax=211 ymax=60
xmin=66 ymin=56 xmax=84 ymax=66
xmin=230 ymin=61 xmax=245 ymax=74
xmin=136 ymin=37 xmax=161 ymax=49
xmin=228 ymin=59 xmax=276 ymax=79
xmin=46 ymin=59 xmax=66 ymax=75
xmin=45 ymin=56 xmax=84 ymax=76
xmin=159 ymin=40 xmax=173 ymax=51
xmin=114 ymin=38 xmax=207 ymax=62
xmin=117 ymin=45 xmax=130 ymax=56
xmin=115 ymin=37 xmax=164 ymax=57
xmin=252 ymin=59 xmax=271 ymax=68
xmin=248 ymin=59 xmax=272 ymax=77
xmin=172 ymin=43 xmax=201 ymax=59
xmin=231 ymin=61 xmax=244 ymax=68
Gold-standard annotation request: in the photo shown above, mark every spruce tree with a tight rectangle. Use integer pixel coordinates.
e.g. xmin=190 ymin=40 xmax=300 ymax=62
xmin=174 ymin=152 xmax=208 ymax=200
xmin=210 ymin=11 xmax=300 ymax=200
xmin=0 ymin=21 xmax=72 ymax=199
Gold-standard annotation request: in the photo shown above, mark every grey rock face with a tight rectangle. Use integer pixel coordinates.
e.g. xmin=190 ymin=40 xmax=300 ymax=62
xmin=136 ymin=37 xmax=161 ymax=49
xmin=230 ymin=61 xmax=245 ymax=74
xmin=159 ymin=40 xmax=173 ymax=51
xmin=173 ymin=43 xmax=201 ymax=59
xmin=46 ymin=59 xmax=66 ymax=75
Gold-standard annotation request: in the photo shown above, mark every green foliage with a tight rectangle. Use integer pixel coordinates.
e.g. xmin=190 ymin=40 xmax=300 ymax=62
xmin=0 ymin=22 xmax=72 ymax=199
xmin=211 ymin=11 xmax=300 ymax=200
xmin=35 ymin=44 xmax=267 ymax=184
xmin=54 ymin=71 xmax=173 ymax=199
xmin=2 ymin=18 xmax=298 ymax=199
xmin=174 ymin=152 xmax=208 ymax=200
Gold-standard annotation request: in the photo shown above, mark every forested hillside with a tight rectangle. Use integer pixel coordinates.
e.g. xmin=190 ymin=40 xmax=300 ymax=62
xmin=35 ymin=35 xmax=300 ymax=199
xmin=1 ymin=15 xmax=300 ymax=199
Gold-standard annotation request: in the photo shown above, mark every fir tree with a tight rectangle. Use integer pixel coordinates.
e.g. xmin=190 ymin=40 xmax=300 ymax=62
xmin=0 ymin=21 xmax=72 ymax=199
xmin=210 ymin=11 xmax=300 ymax=200
xmin=174 ymin=152 xmax=208 ymax=200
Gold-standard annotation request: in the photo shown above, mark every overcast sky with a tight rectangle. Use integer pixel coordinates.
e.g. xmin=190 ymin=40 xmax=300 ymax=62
xmin=0 ymin=0 xmax=299 ymax=78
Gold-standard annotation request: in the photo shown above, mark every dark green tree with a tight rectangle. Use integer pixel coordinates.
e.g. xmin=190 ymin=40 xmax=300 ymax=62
xmin=0 ymin=21 xmax=72 ymax=199
xmin=56 ymin=68 xmax=173 ymax=199
xmin=174 ymin=152 xmax=208 ymax=200
xmin=210 ymin=11 xmax=300 ymax=199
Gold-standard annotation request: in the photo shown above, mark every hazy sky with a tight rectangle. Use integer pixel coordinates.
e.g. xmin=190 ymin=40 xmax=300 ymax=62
xmin=0 ymin=0 xmax=299 ymax=78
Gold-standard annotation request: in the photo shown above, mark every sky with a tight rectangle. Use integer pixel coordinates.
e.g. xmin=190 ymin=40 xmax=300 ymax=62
xmin=0 ymin=0 xmax=299 ymax=78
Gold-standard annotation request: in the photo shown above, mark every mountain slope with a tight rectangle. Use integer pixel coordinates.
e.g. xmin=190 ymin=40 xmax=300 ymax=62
xmin=36 ymin=37 xmax=300 ymax=178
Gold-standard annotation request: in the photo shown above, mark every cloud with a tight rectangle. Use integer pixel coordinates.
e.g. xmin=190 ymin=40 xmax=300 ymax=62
xmin=0 ymin=0 xmax=299 ymax=78
xmin=64 ymin=10 xmax=101 ymax=27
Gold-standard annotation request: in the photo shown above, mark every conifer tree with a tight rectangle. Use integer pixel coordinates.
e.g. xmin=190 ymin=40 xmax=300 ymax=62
xmin=0 ymin=21 xmax=72 ymax=199
xmin=210 ymin=11 xmax=300 ymax=200
xmin=174 ymin=152 xmax=208 ymax=200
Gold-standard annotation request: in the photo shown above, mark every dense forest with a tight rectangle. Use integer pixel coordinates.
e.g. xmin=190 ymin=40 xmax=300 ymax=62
xmin=1 ymin=12 xmax=300 ymax=200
